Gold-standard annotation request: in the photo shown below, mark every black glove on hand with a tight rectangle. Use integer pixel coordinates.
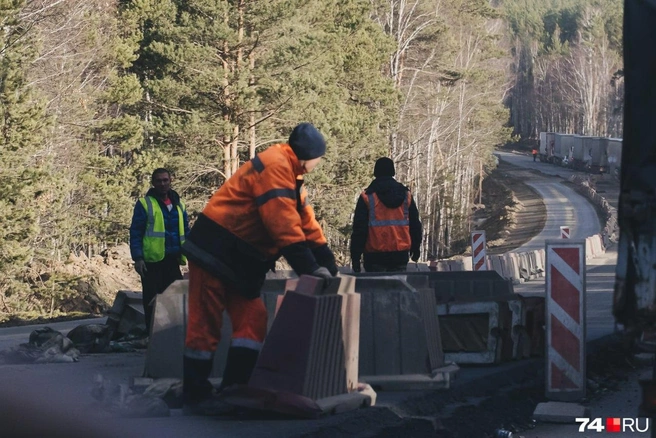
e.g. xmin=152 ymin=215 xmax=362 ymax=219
xmin=311 ymin=266 xmax=332 ymax=279
xmin=410 ymin=249 xmax=420 ymax=262
xmin=311 ymin=266 xmax=334 ymax=290
xmin=351 ymin=259 xmax=361 ymax=273
xmin=134 ymin=259 xmax=147 ymax=277
xmin=311 ymin=244 xmax=338 ymax=276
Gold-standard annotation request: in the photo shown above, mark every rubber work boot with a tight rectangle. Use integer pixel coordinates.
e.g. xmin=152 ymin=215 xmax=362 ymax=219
xmin=182 ymin=394 xmax=236 ymax=416
xmin=182 ymin=355 xmax=233 ymax=416
xmin=216 ymin=346 xmax=260 ymax=392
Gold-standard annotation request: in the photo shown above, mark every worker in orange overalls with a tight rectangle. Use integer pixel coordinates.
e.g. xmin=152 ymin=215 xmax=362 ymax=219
xmin=181 ymin=123 xmax=338 ymax=415
xmin=350 ymin=157 xmax=422 ymax=273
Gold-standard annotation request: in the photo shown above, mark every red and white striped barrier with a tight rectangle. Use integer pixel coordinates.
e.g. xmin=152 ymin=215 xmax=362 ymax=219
xmin=471 ymin=231 xmax=487 ymax=271
xmin=545 ymin=240 xmax=586 ymax=401
xmin=560 ymin=226 xmax=570 ymax=239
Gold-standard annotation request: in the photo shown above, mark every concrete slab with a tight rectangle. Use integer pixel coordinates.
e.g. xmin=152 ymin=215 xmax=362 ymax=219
xmin=533 ymin=401 xmax=590 ymax=423
xmin=362 ymin=363 xmax=459 ymax=391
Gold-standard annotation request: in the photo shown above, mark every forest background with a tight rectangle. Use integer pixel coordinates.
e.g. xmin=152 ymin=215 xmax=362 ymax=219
xmin=0 ymin=0 xmax=623 ymax=320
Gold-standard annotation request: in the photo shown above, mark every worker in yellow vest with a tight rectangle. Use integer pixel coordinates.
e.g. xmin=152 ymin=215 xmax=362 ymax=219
xmin=130 ymin=168 xmax=189 ymax=331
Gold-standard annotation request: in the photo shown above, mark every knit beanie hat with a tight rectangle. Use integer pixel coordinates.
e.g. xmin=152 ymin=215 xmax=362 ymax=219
xmin=374 ymin=157 xmax=395 ymax=177
xmin=289 ymin=123 xmax=326 ymax=160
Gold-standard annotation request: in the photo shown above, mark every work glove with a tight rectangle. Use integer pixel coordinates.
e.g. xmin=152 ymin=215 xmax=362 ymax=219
xmin=410 ymin=249 xmax=420 ymax=263
xmin=311 ymin=266 xmax=334 ymax=290
xmin=351 ymin=259 xmax=361 ymax=273
xmin=311 ymin=244 xmax=339 ymax=276
xmin=311 ymin=266 xmax=333 ymax=279
xmin=134 ymin=260 xmax=147 ymax=277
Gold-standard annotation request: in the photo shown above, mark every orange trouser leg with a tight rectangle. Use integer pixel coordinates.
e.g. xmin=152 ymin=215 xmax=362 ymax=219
xmin=185 ymin=261 xmax=228 ymax=359
xmin=184 ymin=261 xmax=267 ymax=359
xmin=225 ymin=288 xmax=267 ymax=350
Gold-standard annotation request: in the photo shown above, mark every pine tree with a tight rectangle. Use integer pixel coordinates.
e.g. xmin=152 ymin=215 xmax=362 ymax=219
xmin=115 ymin=0 xmax=397 ymax=253
xmin=0 ymin=0 xmax=51 ymax=302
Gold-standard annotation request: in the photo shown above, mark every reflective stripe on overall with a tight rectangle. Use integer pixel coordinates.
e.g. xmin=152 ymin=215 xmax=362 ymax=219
xmin=139 ymin=196 xmax=187 ymax=263
xmin=363 ymin=191 xmax=412 ymax=253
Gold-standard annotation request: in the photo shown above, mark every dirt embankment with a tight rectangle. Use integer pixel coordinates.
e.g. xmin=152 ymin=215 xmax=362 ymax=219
xmin=473 ymin=160 xmax=547 ymax=255
xmin=0 ymin=244 xmax=141 ymax=327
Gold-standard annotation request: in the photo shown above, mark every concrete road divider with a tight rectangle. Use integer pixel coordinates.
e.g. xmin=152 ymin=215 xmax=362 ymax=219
xmin=353 ymin=270 xmax=515 ymax=304
xmin=224 ymin=275 xmax=373 ymax=418
xmin=437 ymin=300 xmax=514 ymax=364
xmin=436 ymin=292 xmax=544 ymax=364
xmin=503 ymin=253 xmax=522 ymax=284
xmin=145 ymin=280 xmax=235 ymax=380
xmin=248 ymin=275 xmax=359 ymax=399
xmin=353 ymin=277 xmax=457 ymax=390
xmin=107 ymin=290 xmax=146 ymax=338
xmin=533 ymin=250 xmax=545 ymax=277
xmin=488 ymin=255 xmax=506 ymax=279
xmin=144 ymin=275 xmax=459 ymax=392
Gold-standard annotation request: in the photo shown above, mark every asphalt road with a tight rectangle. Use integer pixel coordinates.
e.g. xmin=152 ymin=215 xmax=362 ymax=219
xmin=0 ymin=150 xmax=624 ymax=438
xmin=495 ymin=151 xmax=602 ymax=249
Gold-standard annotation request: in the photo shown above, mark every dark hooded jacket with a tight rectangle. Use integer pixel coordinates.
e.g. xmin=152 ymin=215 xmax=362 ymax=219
xmin=350 ymin=176 xmax=422 ymax=268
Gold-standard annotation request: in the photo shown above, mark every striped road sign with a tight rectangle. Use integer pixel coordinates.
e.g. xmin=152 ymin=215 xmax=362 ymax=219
xmin=545 ymin=239 xmax=586 ymax=401
xmin=471 ymin=231 xmax=487 ymax=271
xmin=560 ymin=226 xmax=570 ymax=239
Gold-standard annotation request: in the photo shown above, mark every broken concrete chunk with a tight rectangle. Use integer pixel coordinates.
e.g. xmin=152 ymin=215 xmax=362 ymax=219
xmin=0 ymin=329 xmax=80 ymax=364
xmin=92 ymin=374 xmax=170 ymax=418
xmin=66 ymin=324 xmax=113 ymax=353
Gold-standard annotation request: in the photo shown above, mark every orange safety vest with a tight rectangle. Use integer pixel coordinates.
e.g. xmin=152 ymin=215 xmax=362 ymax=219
xmin=362 ymin=191 xmax=412 ymax=253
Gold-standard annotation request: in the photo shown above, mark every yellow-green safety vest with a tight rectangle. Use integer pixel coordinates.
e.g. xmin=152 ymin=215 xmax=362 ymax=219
xmin=139 ymin=196 xmax=187 ymax=264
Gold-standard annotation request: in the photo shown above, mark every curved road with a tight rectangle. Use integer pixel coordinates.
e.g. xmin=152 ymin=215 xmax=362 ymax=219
xmin=495 ymin=151 xmax=601 ymax=251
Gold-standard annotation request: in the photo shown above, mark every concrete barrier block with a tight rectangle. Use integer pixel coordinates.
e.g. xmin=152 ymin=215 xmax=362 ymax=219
xmin=518 ymin=253 xmax=532 ymax=281
xmin=437 ymin=300 xmax=514 ymax=364
xmin=533 ymin=401 xmax=590 ymax=423
xmin=489 ymin=255 xmax=505 ymax=278
xmin=248 ymin=291 xmax=349 ymax=400
xmin=361 ymin=363 xmax=459 ymax=391
xmin=145 ymin=283 xmax=187 ymax=379
xmin=593 ymin=234 xmax=604 ymax=255
xmin=355 ymin=278 xmax=442 ymax=383
xmin=353 ymin=270 xmax=514 ymax=305
xmin=533 ymin=250 xmax=545 ymax=277
xmin=407 ymin=262 xmax=430 ymax=272
xmin=501 ymin=254 xmax=516 ymax=283
xmin=107 ymin=290 xmax=146 ymax=337
xmin=436 ymin=261 xmax=450 ymax=271
xmin=510 ymin=253 xmax=523 ymax=282
xmin=585 ymin=238 xmax=594 ymax=259
xmin=144 ymin=280 xmax=233 ymax=379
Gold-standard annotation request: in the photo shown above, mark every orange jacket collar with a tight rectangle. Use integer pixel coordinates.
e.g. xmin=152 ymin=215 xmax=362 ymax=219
xmin=278 ymin=143 xmax=306 ymax=176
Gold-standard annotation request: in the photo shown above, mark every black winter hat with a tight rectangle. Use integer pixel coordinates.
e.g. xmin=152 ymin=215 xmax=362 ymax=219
xmin=288 ymin=123 xmax=326 ymax=160
xmin=374 ymin=157 xmax=395 ymax=177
